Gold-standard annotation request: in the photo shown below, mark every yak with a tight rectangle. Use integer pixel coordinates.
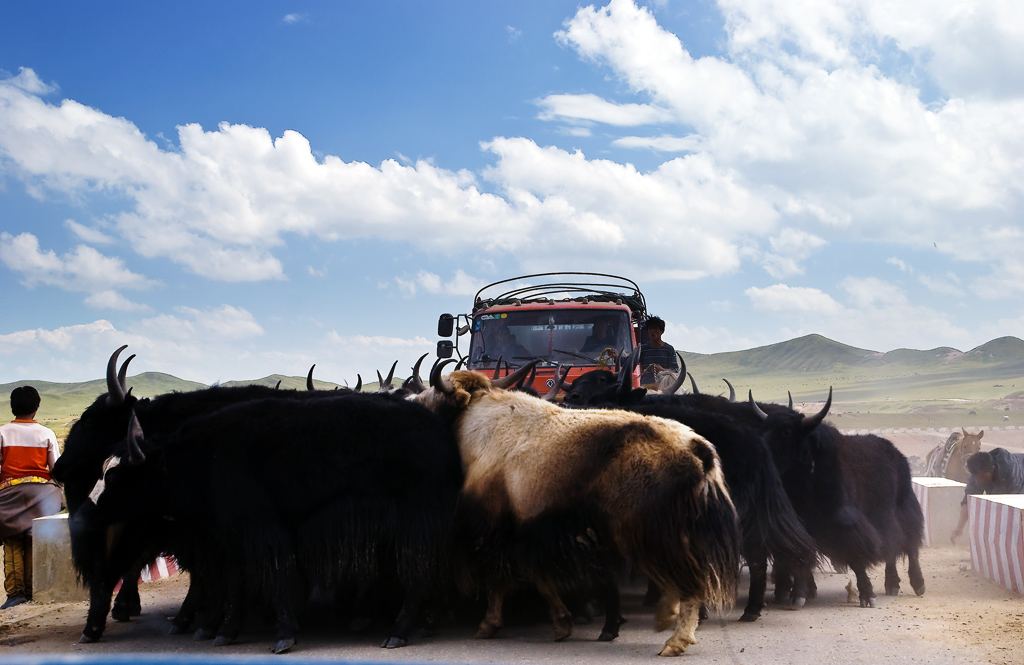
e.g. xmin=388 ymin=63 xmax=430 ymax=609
xmin=53 ymin=346 xmax=359 ymax=643
xmin=750 ymin=389 xmax=925 ymax=608
xmin=75 ymin=390 xmax=463 ymax=653
xmin=414 ymin=360 xmax=741 ymax=657
xmin=560 ymin=361 xmax=817 ymax=622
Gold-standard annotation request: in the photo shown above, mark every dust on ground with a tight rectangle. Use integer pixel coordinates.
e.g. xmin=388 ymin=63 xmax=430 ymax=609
xmin=1 ymin=545 xmax=1021 ymax=664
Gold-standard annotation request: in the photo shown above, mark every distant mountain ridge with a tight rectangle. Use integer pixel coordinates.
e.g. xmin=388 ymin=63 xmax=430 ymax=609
xmin=4 ymin=335 xmax=1023 ymax=399
xmin=681 ymin=334 xmax=1024 ymax=374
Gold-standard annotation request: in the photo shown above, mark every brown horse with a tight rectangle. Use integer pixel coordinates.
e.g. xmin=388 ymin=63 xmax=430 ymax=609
xmin=923 ymin=428 xmax=983 ymax=483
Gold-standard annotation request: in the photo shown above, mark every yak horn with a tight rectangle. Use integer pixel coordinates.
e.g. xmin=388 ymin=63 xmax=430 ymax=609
xmin=382 ymin=360 xmax=398 ymax=389
xmin=429 ymin=358 xmax=459 ymax=393
xmin=307 ymin=365 xmax=316 ymax=391
xmin=117 ymin=354 xmax=135 ymax=394
xmin=616 ymin=350 xmax=640 ymax=398
xmin=126 ymin=411 xmax=146 ymax=466
xmin=801 ymin=387 xmax=833 ymax=431
xmin=788 ymin=391 xmax=793 ymax=409
xmin=663 ymin=353 xmax=687 ymax=394
xmin=723 ymin=378 xmax=736 ymax=402
xmin=274 ymin=380 xmax=281 ymax=390
xmin=542 ymin=365 xmax=570 ymax=402
xmin=492 ymin=359 xmax=541 ymax=390
xmin=492 ymin=356 xmax=505 ymax=380
xmin=749 ymin=390 xmax=769 ymax=421
xmin=354 ymin=374 xmax=362 ymax=392
xmin=515 ymin=363 xmax=537 ymax=389
xmin=105 ymin=345 xmax=129 ymax=406
xmin=687 ymin=372 xmax=700 ymax=394
xmin=408 ymin=353 xmax=428 ymax=393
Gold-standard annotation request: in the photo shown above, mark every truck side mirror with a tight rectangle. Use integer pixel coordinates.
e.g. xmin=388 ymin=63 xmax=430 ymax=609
xmin=436 ymin=340 xmax=454 ymax=358
xmin=438 ymin=313 xmax=455 ymax=337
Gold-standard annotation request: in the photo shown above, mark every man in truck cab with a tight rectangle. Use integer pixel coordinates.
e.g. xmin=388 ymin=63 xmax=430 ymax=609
xmin=580 ymin=316 xmax=619 ymax=358
xmin=473 ymin=323 xmax=531 ymax=365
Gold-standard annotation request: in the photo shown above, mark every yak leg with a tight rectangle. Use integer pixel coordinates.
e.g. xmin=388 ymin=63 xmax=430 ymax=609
xmin=853 ymin=565 xmax=877 ymax=608
xmin=789 ymin=564 xmax=814 ymax=609
xmin=79 ymin=570 xmax=119 ymax=643
xmin=169 ymin=581 xmax=202 ymax=634
xmin=884 ymin=558 xmax=902 ymax=596
xmin=272 ymin=599 xmax=300 ymax=654
xmin=110 ymin=567 xmax=142 ymax=622
xmin=655 ymin=591 xmax=700 ymax=657
xmin=597 ymin=577 xmax=626 ymax=642
xmin=772 ymin=557 xmax=794 ymax=605
xmin=535 ymin=579 xmax=573 ymax=642
xmin=346 ymin=579 xmax=375 ymax=632
xmin=381 ymin=585 xmax=427 ymax=649
xmin=908 ymin=548 xmax=926 ymax=596
xmin=475 ymin=584 xmax=509 ymax=639
xmin=741 ymin=548 xmax=768 ymax=622
xmin=212 ymin=570 xmax=246 ymax=646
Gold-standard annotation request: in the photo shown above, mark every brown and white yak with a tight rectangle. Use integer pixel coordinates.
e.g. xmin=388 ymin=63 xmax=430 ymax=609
xmin=415 ymin=360 xmax=741 ymax=656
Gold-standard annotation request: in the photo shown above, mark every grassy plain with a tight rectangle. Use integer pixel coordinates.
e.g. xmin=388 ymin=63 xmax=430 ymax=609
xmin=4 ymin=333 xmax=1023 ymax=442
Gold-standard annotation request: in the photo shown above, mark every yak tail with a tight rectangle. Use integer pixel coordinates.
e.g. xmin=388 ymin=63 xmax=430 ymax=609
xmin=753 ymin=459 xmax=819 ymax=566
xmin=620 ymin=461 xmax=741 ymax=613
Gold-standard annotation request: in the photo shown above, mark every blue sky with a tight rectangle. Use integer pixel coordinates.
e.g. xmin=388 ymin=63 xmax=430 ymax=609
xmin=2 ymin=0 xmax=1024 ymax=384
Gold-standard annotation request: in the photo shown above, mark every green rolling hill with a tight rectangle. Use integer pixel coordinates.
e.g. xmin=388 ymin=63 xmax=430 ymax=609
xmin=3 ymin=334 xmax=1023 ymax=442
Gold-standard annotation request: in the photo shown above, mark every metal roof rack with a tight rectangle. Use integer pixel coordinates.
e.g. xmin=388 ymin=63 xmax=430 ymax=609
xmin=472 ymin=272 xmax=648 ymax=322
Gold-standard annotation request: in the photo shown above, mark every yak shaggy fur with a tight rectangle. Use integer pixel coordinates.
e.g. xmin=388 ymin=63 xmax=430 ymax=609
xmin=416 ymin=370 xmax=741 ymax=656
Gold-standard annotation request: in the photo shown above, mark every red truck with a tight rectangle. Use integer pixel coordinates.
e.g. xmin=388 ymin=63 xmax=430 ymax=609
xmin=436 ymin=273 xmax=650 ymax=393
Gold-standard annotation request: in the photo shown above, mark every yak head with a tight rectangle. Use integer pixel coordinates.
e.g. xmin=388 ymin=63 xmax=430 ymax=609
xmin=67 ymin=410 xmax=164 ymax=585
xmin=749 ymin=387 xmax=832 ymax=481
xmin=54 ymin=345 xmax=145 ymax=517
xmin=414 ymin=358 xmax=542 ymax=420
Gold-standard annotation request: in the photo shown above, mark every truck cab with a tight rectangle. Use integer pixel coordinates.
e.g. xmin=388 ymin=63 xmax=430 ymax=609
xmin=436 ymin=273 xmax=648 ymax=393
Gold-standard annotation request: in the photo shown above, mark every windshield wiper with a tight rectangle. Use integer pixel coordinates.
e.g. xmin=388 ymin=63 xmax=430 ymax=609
xmin=552 ymin=348 xmax=597 ymax=362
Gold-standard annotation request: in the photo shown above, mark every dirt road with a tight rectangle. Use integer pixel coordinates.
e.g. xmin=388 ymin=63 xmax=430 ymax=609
xmin=2 ymin=545 xmax=1021 ymax=664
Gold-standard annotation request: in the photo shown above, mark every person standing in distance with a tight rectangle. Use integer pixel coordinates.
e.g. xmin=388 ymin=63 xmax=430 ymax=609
xmin=639 ymin=316 xmax=679 ymax=385
xmin=0 ymin=386 xmax=63 ymax=609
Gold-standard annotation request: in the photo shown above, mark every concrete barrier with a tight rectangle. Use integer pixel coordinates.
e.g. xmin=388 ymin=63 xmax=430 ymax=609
xmin=911 ymin=477 xmax=966 ymax=547
xmin=969 ymin=494 xmax=1024 ymax=595
xmin=30 ymin=513 xmax=180 ymax=603
xmin=31 ymin=514 xmax=88 ymax=603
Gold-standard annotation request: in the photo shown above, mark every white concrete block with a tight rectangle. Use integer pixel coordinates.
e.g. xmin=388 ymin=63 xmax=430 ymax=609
xmin=31 ymin=513 xmax=88 ymax=603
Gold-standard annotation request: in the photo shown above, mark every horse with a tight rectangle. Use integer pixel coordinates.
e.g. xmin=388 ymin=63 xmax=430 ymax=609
xmin=923 ymin=428 xmax=983 ymax=483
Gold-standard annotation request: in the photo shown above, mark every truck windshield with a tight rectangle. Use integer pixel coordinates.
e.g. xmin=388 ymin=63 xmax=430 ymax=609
xmin=468 ymin=309 xmax=633 ymax=369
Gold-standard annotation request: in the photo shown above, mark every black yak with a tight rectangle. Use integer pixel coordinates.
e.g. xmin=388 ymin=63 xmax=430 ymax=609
xmin=77 ymin=390 xmax=463 ymax=653
xmin=750 ymin=389 xmax=925 ymax=607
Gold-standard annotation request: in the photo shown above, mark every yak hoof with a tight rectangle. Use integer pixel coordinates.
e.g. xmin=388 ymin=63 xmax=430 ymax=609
xmin=168 ymin=624 xmax=187 ymax=635
xmin=738 ymin=612 xmax=760 ymax=622
xmin=381 ymin=636 xmax=406 ymax=649
xmin=272 ymin=638 xmax=295 ymax=654
xmin=598 ymin=630 xmax=618 ymax=642
xmin=860 ymin=597 xmax=877 ymax=608
xmin=913 ymin=582 xmax=926 ymax=596
xmin=885 ymin=586 xmax=900 ymax=596
xmin=111 ymin=606 xmax=135 ymax=622
xmin=193 ymin=627 xmax=217 ymax=641
xmin=78 ymin=632 xmax=99 ymax=644
xmin=475 ymin=623 xmax=499 ymax=639
xmin=212 ymin=635 xmax=235 ymax=647
xmin=659 ymin=644 xmax=686 ymax=657
xmin=785 ymin=597 xmax=805 ymax=610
